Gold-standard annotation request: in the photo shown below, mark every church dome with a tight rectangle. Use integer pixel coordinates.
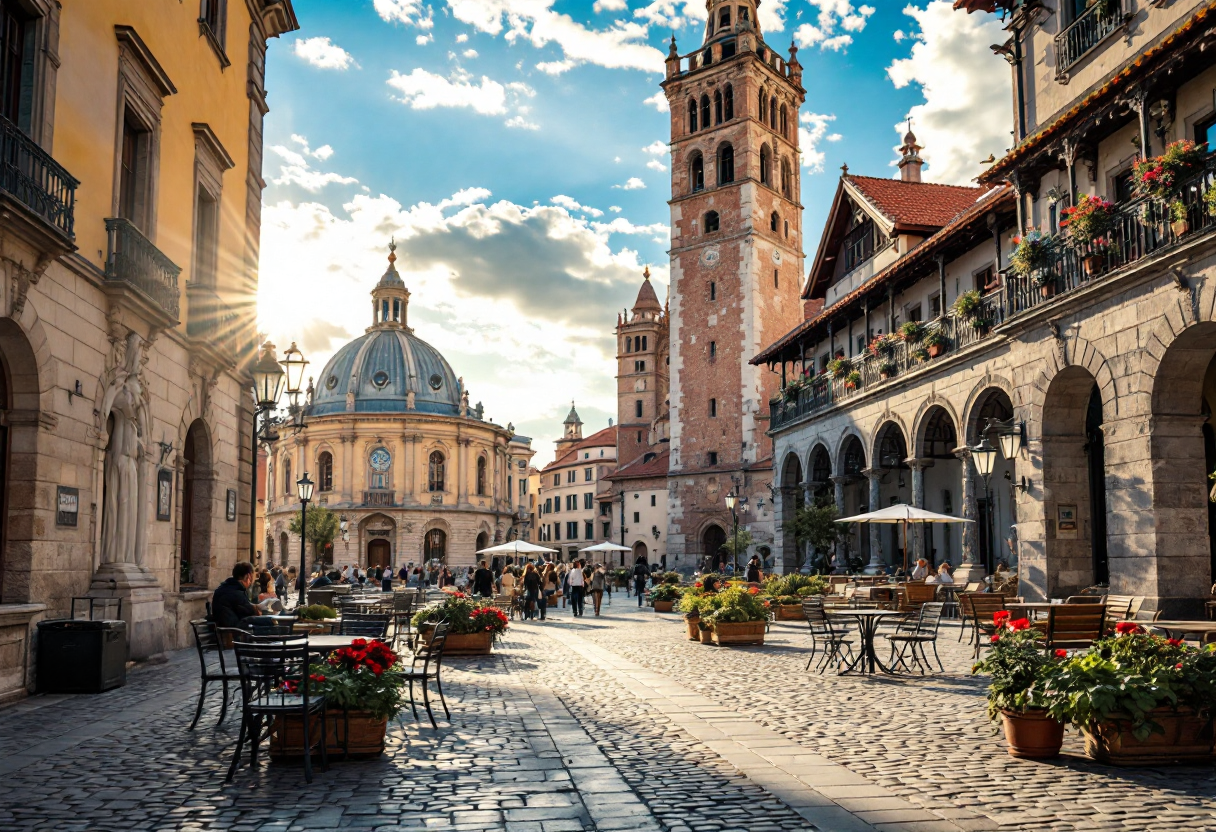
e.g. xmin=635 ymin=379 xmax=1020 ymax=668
xmin=307 ymin=241 xmax=464 ymax=417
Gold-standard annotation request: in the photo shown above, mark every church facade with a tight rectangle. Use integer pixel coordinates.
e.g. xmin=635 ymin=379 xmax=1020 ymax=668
xmin=264 ymin=246 xmax=534 ymax=574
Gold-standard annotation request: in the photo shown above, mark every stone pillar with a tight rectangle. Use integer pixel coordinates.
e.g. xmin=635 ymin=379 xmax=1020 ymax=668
xmin=862 ymin=468 xmax=883 ymax=574
xmin=340 ymin=433 xmax=354 ymax=503
xmin=401 ymin=434 xmax=416 ymax=504
xmin=906 ymin=458 xmax=932 ymax=565
xmin=954 ymin=448 xmax=984 ymax=585
xmin=457 ymin=437 xmax=470 ymax=505
xmin=829 ymin=476 xmax=848 ymax=572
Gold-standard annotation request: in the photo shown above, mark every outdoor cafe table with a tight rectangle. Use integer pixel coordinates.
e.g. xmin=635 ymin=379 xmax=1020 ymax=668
xmin=827 ymin=609 xmax=902 ymax=675
xmin=1141 ymin=620 xmax=1216 ymax=641
xmin=307 ymin=634 xmax=371 ymax=652
xmin=1005 ymin=601 xmax=1059 ymax=620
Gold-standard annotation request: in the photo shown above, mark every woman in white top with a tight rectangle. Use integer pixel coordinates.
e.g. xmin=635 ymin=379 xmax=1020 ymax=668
xmin=936 ymin=561 xmax=954 ymax=584
xmin=910 ymin=558 xmax=929 ymax=581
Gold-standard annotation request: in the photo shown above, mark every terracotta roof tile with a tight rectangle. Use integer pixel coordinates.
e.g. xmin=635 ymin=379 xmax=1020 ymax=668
xmin=541 ymin=426 xmax=618 ymax=471
xmin=848 ymin=175 xmax=984 ymax=230
xmin=605 ymin=449 xmax=670 ymax=480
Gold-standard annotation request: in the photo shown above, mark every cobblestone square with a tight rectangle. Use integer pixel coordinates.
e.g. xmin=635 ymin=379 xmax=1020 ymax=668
xmin=1 ymin=604 xmax=1213 ymax=832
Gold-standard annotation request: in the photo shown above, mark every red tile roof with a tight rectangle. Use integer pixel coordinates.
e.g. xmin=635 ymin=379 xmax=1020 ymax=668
xmin=847 ymin=175 xmax=984 ymax=231
xmin=542 ymin=426 xmax=618 ymax=471
xmin=605 ymin=449 xmax=670 ymax=481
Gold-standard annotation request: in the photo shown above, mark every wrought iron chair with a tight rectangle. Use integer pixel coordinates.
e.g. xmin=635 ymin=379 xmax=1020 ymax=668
xmin=227 ymin=639 xmax=328 ymax=783
xmin=802 ymin=598 xmax=854 ymax=674
xmin=886 ymin=602 xmax=946 ymax=674
xmin=402 ymin=621 xmax=450 ymax=728
xmin=188 ymin=619 xmax=239 ymax=730
xmin=337 ymin=612 xmax=392 ymax=638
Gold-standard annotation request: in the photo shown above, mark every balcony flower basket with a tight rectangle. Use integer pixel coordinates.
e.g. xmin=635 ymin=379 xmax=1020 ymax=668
xmin=1204 ymin=185 xmax=1216 ymax=218
xmin=867 ymin=333 xmax=899 ymax=358
xmin=270 ymin=638 xmax=406 ymax=759
xmin=951 ymin=289 xmax=982 ymax=319
xmin=782 ymin=376 xmax=807 ymax=402
xmin=1010 ymin=230 xmax=1055 ymax=278
xmin=650 ymin=582 xmax=682 ymax=612
xmin=912 ymin=347 xmax=930 ymax=363
xmin=412 ymin=592 xmax=509 ymax=655
xmin=878 ymin=360 xmax=897 ymax=380
xmin=827 ymin=357 xmax=851 ymax=379
xmin=1061 ymin=195 xmax=1115 ymax=248
xmin=1132 ymin=139 xmax=1207 ymax=203
xmin=1041 ymin=624 xmax=1216 ymax=765
xmin=923 ymin=329 xmax=948 ymax=358
xmin=898 ymin=321 xmax=926 ymax=343
xmin=705 ymin=587 xmax=768 ymax=645
xmin=972 ymin=612 xmax=1066 ymax=758
xmin=971 ymin=317 xmax=993 ymax=334
xmin=843 ymin=370 xmax=862 ymax=391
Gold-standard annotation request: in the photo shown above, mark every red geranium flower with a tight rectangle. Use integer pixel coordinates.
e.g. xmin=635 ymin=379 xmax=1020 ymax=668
xmin=990 ymin=634 xmax=1000 ymax=643
xmin=1009 ymin=617 xmax=1031 ymax=632
xmin=747 ymin=587 xmax=759 ymax=595
xmin=1054 ymin=649 xmax=1067 ymax=659
xmin=1115 ymin=621 xmax=1140 ymax=635
xmin=1167 ymin=638 xmax=1183 ymax=647
xmin=993 ymin=610 xmax=1011 ymax=626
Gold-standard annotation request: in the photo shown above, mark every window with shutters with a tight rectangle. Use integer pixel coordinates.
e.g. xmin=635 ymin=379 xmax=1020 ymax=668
xmin=0 ymin=2 xmax=34 ymax=132
xmin=585 ymin=521 xmax=593 ymax=540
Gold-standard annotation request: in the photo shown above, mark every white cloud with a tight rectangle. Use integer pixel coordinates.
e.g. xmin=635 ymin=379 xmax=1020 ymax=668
xmin=536 ymin=59 xmax=575 ymax=75
xmin=646 ymin=159 xmax=667 ymax=172
xmin=609 ymin=206 xmax=622 ymax=213
xmin=592 ymin=217 xmax=670 ymax=241
xmin=375 ymin=0 xmax=433 ymax=28
xmin=463 ymin=48 xmax=479 ymax=58
xmin=456 ymin=33 xmax=470 ymax=42
xmin=758 ymin=0 xmax=789 ymax=34
xmin=293 ymin=37 xmax=358 ymax=70
xmin=416 ymin=34 xmax=433 ymax=45
xmin=887 ymin=0 xmax=1010 ymax=186
xmin=269 ymin=141 xmax=359 ymax=192
xmin=893 ymin=29 xmax=906 ymax=42
xmin=794 ymin=1 xmax=875 ymax=51
xmin=614 ymin=177 xmax=646 ymax=190
xmin=388 ymin=67 xmax=508 ymax=114
xmin=799 ymin=112 xmax=837 ymax=173
xmin=633 ymin=0 xmax=702 ymax=29
xmin=642 ymin=92 xmax=669 ymax=112
xmin=551 ymin=195 xmax=604 ymax=217
xmin=594 ymin=0 xmax=628 ymax=11
xmin=505 ymin=115 xmax=540 ymax=130
xmin=642 ymin=140 xmax=667 ymax=156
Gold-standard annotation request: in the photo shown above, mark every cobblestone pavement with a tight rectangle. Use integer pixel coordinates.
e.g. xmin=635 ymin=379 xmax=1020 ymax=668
xmin=0 ymin=602 xmax=1212 ymax=831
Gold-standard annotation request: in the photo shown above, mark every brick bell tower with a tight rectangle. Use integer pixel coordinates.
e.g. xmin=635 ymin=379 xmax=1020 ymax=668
xmin=661 ymin=0 xmax=806 ymax=569
xmin=616 ymin=267 xmax=669 ymax=468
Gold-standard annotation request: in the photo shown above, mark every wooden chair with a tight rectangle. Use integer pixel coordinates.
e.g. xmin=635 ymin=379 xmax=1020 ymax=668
xmin=899 ymin=582 xmax=937 ymax=614
xmin=1065 ymin=595 xmax=1102 ymax=604
xmin=1102 ymin=595 xmax=1135 ymax=634
xmin=188 ymin=619 xmax=239 ymax=730
xmin=1039 ymin=604 xmax=1106 ymax=655
xmin=337 ymin=612 xmax=392 ymax=638
xmin=962 ymin=593 xmax=1007 ymax=660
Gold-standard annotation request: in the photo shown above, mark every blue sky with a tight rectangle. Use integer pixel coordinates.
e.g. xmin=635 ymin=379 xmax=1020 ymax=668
xmin=256 ymin=0 xmax=1009 ymax=464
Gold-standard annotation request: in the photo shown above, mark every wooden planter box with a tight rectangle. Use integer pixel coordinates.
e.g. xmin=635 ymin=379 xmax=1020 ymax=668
xmin=419 ymin=626 xmax=494 ymax=656
xmin=293 ymin=620 xmax=335 ymax=634
xmin=711 ymin=621 xmax=766 ymax=646
xmin=270 ymin=710 xmax=387 ymax=759
xmin=1082 ymin=709 xmax=1215 ymax=765
xmin=774 ymin=605 xmax=805 ymax=621
xmin=653 ymin=600 xmax=676 ymax=613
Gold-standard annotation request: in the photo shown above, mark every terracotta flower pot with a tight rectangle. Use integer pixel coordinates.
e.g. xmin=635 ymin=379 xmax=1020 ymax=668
xmin=1000 ymin=709 xmax=1065 ymax=759
xmin=698 ymin=627 xmax=714 ymax=644
xmin=711 ymin=620 xmax=766 ymax=646
xmin=1082 ymin=253 xmax=1106 ymax=277
xmin=271 ymin=710 xmax=388 ymax=759
xmin=927 ymin=343 xmax=944 ymax=358
xmin=1082 ymin=708 xmax=1215 ymax=765
xmin=1172 ymin=219 xmax=1190 ymax=237
xmin=685 ymin=615 xmax=700 ymax=640
xmin=654 ymin=600 xmax=675 ymax=613
xmin=1038 ymin=282 xmax=1055 ymax=299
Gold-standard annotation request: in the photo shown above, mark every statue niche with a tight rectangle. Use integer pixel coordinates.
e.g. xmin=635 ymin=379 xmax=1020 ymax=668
xmin=99 ymin=331 xmax=152 ymax=566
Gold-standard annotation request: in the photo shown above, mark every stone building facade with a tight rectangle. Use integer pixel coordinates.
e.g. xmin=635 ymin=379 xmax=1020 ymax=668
xmin=757 ymin=0 xmax=1216 ymax=615
xmin=536 ymin=405 xmax=617 ymax=562
xmin=0 ymin=1 xmax=297 ymax=703
xmin=659 ymin=0 xmax=806 ymax=571
xmin=264 ymin=247 xmax=534 ymax=575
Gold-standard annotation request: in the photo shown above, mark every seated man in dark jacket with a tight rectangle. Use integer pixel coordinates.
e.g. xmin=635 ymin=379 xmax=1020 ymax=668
xmin=211 ymin=562 xmax=262 ymax=628
xmin=310 ymin=571 xmax=333 ymax=588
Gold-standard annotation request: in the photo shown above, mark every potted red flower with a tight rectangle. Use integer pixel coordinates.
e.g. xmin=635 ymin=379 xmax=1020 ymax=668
xmin=1060 ymin=195 xmax=1116 ymax=276
xmin=412 ymin=593 xmax=509 ymax=655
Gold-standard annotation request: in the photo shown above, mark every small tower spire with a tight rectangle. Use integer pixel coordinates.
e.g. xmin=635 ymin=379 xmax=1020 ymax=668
xmin=370 ymin=238 xmax=412 ymax=331
xmin=898 ymin=120 xmax=925 ymax=183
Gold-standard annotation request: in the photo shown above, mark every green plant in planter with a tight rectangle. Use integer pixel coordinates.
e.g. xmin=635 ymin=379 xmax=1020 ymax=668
xmin=867 ymin=333 xmax=899 ymax=357
xmin=912 ymin=347 xmax=930 ymax=363
xmin=843 ymin=371 xmax=862 ymax=390
xmin=704 ymin=586 xmax=770 ymax=625
xmin=1009 ymin=230 xmax=1055 ymax=277
xmin=971 ymin=317 xmax=993 ymax=331
xmin=662 ymin=571 xmax=682 ymax=584
xmin=1041 ymin=625 xmax=1216 ymax=740
xmin=923 ymin=329 xmax=948 ymax=349
xmin=649 ymin=583 xmax=683 ymax=602
xmin=878 ymin=360 xmax=897 ymax=377
xmin=952 ymin=289 xmax=982 ymax=318
xmin=972 ymin=612 xmax=1062 ymax=722
xmin=1204 ymin=186 xmax=1216 ymax=217
xmin=411 ymin=593 xmax=510 ymax=641
xmin=1060 ymin=194 xmax=1115 ymax=247
xmin=762 ymin=573 xmax=830 ymax=598
xmin=898 ymin=320 xmax=926 ymax=342
xmin=827 ymin=357 xmax=851 ymax=379
xmin=1169 ymin=199 xmax=1189 ymax=224
xmin=296 ymin=604 xmax=338 ymax=621
xmin=1133 ymin=139 xmax=1207 ymax=202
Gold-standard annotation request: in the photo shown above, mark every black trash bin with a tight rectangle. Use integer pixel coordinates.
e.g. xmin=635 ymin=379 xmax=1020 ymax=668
xmin=36 ymin=619 xmax=127 ymax=693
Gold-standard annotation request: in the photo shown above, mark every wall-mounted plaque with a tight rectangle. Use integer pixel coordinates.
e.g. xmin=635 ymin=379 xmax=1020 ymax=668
xmin=157 ymin=470 xmax=173 ymax=521
xmin=226 ymin=489 xmax=237 ymax=522
xmin=1057 ymin=504 xmax=1078 ymax=539
xmin=56 ymin=486 xmax=79 ymax=527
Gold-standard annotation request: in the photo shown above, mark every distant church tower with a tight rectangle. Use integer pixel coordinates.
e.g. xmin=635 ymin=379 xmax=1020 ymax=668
xmin=661 ymin=0 xmax=806 ymax=567
xmin=554 ymin=401 xmax=584 ymax=458
xmin=616 ymin=267 xmax=670 ymax=468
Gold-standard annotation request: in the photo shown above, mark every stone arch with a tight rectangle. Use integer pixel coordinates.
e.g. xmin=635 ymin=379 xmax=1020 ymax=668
xmin=961 ymin=374 xmax=1018 ymax=445
xmin=911 ymin=395 xmax=961 ymax=454
xmin=421 ymin=517 xmax=451 ymax=565
xmin=699 ymin=521 xmax=728 ymax=571
xmin=0 ymin=317 xmax=41 ymax=603
xmin=181 ymin=419 xmax=214 ymax=586
xmin=915 ymin=406 xmax=960 ymax=459
xmin=779 ymin=451 xmax=804 ymax=570
xmin=1025 ymin=333 xmax=1116 ymax=427
xmin=836 ymin=429 xmax=867 ymax=476
xmin=361 ymin=512 xmax=396 ymax=569
xmin=806 ymin=443 xmax=832 ymax=486
xmin=870 ymin=419 xmax=909 ymax=470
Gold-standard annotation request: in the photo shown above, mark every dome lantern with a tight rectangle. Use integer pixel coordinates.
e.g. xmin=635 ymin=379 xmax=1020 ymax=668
xmin=371 ymin=239 xmax=412 ymax=331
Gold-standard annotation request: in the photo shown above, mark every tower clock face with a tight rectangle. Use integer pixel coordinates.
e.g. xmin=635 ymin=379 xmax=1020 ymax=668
xmin=369 ymin=449 xmax=391 ymax=471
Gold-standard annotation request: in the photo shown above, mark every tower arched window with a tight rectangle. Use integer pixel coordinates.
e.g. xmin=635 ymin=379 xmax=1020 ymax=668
xmin=700 ymin=95 xmax=710 ymax=130
xmin=690 ymin=153 xmax=704 ymax=193
xmin=476 ymin=455 xmax=487 ymax=496
xmin=759 ymin=145 xmax=770 ymax=186
xmin=713 ymin=90 xmax=723 ymax=125
xmin=688 ymin=98 xmax=698 ymax=133
xmin=723 ymin=85 xmax=733 ymax=121
xmin=739 ymin=6 xmax=749 ymax=23
xmin=626 ymin=335 xmax=633 ymax=352
xmin=770 ymin=211 xmax=779 ymax=232
xmin=718 ymin=6 xmax=730 ymax=29
xmin=318 ymin=451 xmax=333 ymax=493
xmin=428 ymin=451 xmax=446 ymax=492
xmin=283 ymin=457 xmax=292 ymax=495
xmin=757 ymin=88 xmax=765 ymax=120
xmin=779 ymin=105 xmax=788 ymax=138
xmin=704 ymin=211 xmax=720 ymax=233
xmin=769 ymin=96 xmax=777 ymax=129
xmin=717 ymin=144 xmax=734 ymax=184
xmin=781 ymin=159 xmax=792 ymax=198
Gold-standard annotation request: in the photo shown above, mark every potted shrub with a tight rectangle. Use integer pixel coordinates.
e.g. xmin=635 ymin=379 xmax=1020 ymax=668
xmin=898 ymin=321 xmax=926 ymax=343
xmin=1042 ymin=624 xmax=1216 ymax=765
xmin=952 ymin=289 xmax=981 ymax=319
xmin=1010 ymin=230 xmax=1055 ymax=283
xmin=650 ymin=582 xmax=682 ymax=612
xmin=1133 ymin=139 xmax=1206 ymax=204
xmin=912 ymin=346 xmax=930 ymax=364
xmin=827 ymin=357 xmax=850 ymax=379
xmin=878 ymin=360 xmax=897 ymax=380
xmin=923 ymin=329 xmax=948 ymax=358
xmin=412 ymin=592 xmax=509 ymax=655
xmin=1169 ymin=199 xmax=1190 ymax=237
xmin=867 ymin=333 xmax=898 ymax=358
xmin=705 ymin=586 xmax=769 ymax=645
xmin=971 ymin=316 xmax=993 ymax=335
xmin=1061 ymin=194 xmax=1116 ymax=275
xmin=782 ymin=376 xmax=806 ymax=402
xmin=1031 ymin=269 xmax=1057 ymax=299
xmin=612 ymin=567 xmax=631 ymax=588
xmin=294 ymin=604 xmax=338 ymax=634
xmin=972 ymin=612 xmax=1066 ymax=759
xmin=843 ymin=370 xmax=862 ymax=391
xmin=271 ymin=638 xmax=407 ymax=759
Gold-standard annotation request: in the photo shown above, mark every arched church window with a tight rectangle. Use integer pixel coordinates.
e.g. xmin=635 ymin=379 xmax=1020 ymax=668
xmin=779 ymin=105 xmax=788 ymax=138
xmin=318 ymin=451 xmax=333 ymax=493
xmin=717 ymin=144 xmax=734 ymax=184
xmin=688 ymin=98 xmax=698 ymax=133
xmin=700 ymin=95 xmax=710 ymax=130
xmin=691 ymin=153 xmax=704 ymax=193
xmin=759 ymin=145 xmax=770 ymax=186
xmin=714 ymin=90 xmax=723 ymax=125
xmin=769 ymin=96 xmax=777 ymax=129
xmin=428 ymin=451 xmax=445 ymax=493
xmin=770 ymin=211 xmax=779 ymax=232
xmin=723 ymin=85 xmax=733 ymax=120
xmin=781 ymin=159 xmax=791 ymax=197
xmin=704 ymin=211 xmax=720 ymax=233
xmin=476 ymin=455 xmax=487 ymax=496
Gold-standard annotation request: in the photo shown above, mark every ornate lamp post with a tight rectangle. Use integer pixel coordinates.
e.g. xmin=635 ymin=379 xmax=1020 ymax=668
xmin=970 ymin=439 xmax=998 ymax=574
xmin=296 ymin=472 xmax=314 ymax=607
xmin=249 ymin=343 xmax=286 ymax=563
xmin=281 ymin=341 xmax=310 ymax=431
xmin=725 ymin=490 xmax=739 ymax=577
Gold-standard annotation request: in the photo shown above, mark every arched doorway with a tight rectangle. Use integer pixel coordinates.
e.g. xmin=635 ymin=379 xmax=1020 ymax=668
xmin=779 ymin=452 xmax=803 ymax=570
xmin=873 ymin=422 xmax=911 ymax=570
xmin=0 ymin=319 xmax=39 ymax=602
xmin=475 ymin=531 xmax=489 ymax=554
xmin=1041 ymin=370 xmax=1100 ymax=596
xmin=918 ymin=406 xmax=961 ymax=568
xmin=839 ymin=435 xmax=867 ymax=568
xmin=367 ymin=539 xmax=391 ymax=569
xmin=181 ymin=420 xmax=213 ymax=587
xmin=701 ymin=524 xmax=726 ymax=572
xmin=632 ymin=540 xmax=648 ymax=563
xmin=425 ymin=527 xmax=447 ymax=564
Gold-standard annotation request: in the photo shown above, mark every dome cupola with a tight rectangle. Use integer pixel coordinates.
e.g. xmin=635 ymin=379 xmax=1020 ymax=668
xmin=371 ymin=239 xmax=411 ymax=330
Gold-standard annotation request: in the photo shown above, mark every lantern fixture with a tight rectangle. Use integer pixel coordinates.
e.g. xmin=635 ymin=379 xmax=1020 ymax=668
xmin=281 ymin=341 xmax=309 ymax=400
xmin=297 ymin=472 xmax=315 ymax=503
xmin=971 ymin=440 xmax=998 ymax=479
xmin=724 ymin=491 xmax=737 ymax=511
xmin=252 ymin=342 xmax=287 ymax=410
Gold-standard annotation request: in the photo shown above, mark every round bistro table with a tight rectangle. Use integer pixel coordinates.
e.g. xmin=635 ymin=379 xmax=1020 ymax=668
xmin=827 ymin=609 xmax=903 ymax=675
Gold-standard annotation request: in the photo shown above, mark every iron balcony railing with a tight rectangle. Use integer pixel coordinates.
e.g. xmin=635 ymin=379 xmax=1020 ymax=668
xmin=362 ymin=490 xmax=395 ymax=507
xmin=1055 ymin=0 xmax=1126 ymax=78
xmin=104 ymin=217 xmax=181 ymax=319
xmin=0 ymin=115 xmax=78 ymax=238
xmin=770 ymin=155 xmax=1216 ymax=433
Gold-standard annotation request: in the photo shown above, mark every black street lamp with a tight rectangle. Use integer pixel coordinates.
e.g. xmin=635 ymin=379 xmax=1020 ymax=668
xmin=249 ymin=342 xmax=286 ymax=564
xmin=296 ymin=472 xmax=314 ymax=607
xmin=725 ymin=490 xmax=739 ymax=577
xmin=970 ymin=438 xmax=998 ymax=574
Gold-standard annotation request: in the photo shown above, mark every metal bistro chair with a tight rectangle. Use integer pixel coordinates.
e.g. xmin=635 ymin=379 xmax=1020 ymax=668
xmin=802 ymin=598 xmax=855 ymax=674
xmin=337 ymin=612 xmax=392 ymax=638
xmin=188 ymin=619 xmax=240 ymax=730
xmin=886 ymin=602 xmax=946 ymax=674
xmin=402 ymin=621 xmax=450 ymax=728
xmin=227 ymin=638 xmax=328 ymax=783
xmin=1039 ymin=604 xmax=1106 ymax=656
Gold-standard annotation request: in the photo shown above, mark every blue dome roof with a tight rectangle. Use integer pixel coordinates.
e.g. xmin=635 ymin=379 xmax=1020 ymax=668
xmin=309 ymin=328 xmax=463 ymax=417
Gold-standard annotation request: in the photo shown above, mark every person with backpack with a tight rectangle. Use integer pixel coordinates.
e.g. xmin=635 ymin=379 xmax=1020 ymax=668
xmin=633 ymin=556 xmax=650 ymax=607
xmin=522 ymin=563 xmax=542 ymax=621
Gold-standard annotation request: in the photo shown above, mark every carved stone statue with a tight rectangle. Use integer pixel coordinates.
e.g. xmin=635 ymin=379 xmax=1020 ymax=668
xmin=100 ymin=333 xmax=145 ymax=565
xmin=406 ymin=389 xmax=416 ymax=410
xmin=475 ymin=401 xmax=484 ymax=420
xmin=460 ymin=386 xmax=470 ymax=417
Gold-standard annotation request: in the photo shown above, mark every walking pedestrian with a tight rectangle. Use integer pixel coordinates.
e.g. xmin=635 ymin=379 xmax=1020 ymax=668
xmin=473 ymin=560 xmax=494 ymax=598
xmin=541 ymin=564 xmax=559 ymax=620
xmin=746 ymin=554 xmax=763 ymax=583
xmin=633 ymin=556 xmax=650 ymax=607
xmin=568 ymin=558 xmax=586 ymax=617
xmin=522 ymin=563 xmax=542 ymax=621
xmin=381 ymin=565 xmax=394 ymax=592
xmin=590 ymin=563 xmax=606 ymax=616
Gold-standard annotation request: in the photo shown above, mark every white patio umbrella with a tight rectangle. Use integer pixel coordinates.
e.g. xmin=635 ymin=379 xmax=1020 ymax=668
xmin=577 ymin=542 xmax=633 ymax=553
xmin=475 ymin=540 xmax=558 ymax=556
xmin=835 ymin=504 xmax=973 ymax=575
